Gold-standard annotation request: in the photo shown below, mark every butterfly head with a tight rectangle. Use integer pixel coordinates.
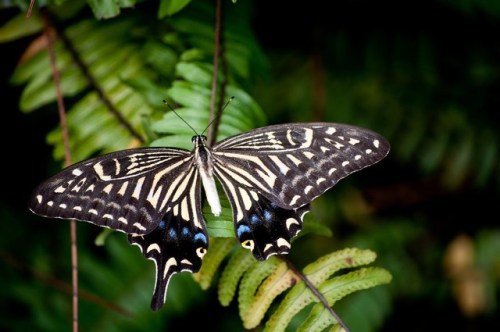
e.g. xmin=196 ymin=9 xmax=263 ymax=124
xmin=192 ymin=135 xmax=208 ymax=146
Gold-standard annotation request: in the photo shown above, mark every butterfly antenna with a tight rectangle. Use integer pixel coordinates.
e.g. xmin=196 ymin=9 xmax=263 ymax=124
xmin=163 ymin=100 xmax=199 ymax=135
xmin=201 ymin=96 xmax=234 ymax=136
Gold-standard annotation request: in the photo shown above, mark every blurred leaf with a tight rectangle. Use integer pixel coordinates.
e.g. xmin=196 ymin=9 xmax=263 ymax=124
xmin=87 ymin=0 xmax=137 ymax=19
xmin=0 ymin=12 xmax=42 ymax=42
xmin=158 ymin=0 xmax=192 ymax=17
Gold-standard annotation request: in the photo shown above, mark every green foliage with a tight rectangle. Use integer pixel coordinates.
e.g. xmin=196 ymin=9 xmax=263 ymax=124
xmin=267 ymin=250 xmax=390 ymax=332
xmin=11 ymin=16 xmax=156 ymax=162
xmin=87 ymin=0 xmax=138 ymax=19
xmin=0 ymin=11 xmax=43 ymax=42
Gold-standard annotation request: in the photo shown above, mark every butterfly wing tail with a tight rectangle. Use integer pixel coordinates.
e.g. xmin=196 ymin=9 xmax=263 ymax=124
xmin=128 ymin=211 xmax=208 ymax=310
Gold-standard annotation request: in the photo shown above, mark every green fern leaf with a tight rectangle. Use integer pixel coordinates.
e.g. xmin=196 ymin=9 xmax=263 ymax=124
xmin=217 ymin=247 xmax=255 ymax=306
xmin=242 ymin=259 xmax=299 ymax=329
xmin=238 ymin=256 xmax=280 ymax=319
xmin=303 ymin=248 xmax=377 ymax=285
xmin=192 ymin=237 xmax=237 ymax=290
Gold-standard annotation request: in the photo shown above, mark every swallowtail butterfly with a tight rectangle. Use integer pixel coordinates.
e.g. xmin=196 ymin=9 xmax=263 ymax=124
xmin=29 ymin=122 xmax=389 ymax=310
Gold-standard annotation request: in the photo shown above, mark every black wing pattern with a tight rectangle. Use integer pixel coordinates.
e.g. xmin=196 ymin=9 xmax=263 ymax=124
xmin=212 ymin=122 xmax=390 ymax=259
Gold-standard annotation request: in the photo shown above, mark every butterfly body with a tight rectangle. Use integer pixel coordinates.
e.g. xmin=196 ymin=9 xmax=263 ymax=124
xmin=192 ymin=135 xmax=221 ymax=216
xmin=29 ymin=122 xmax=390 ymax=310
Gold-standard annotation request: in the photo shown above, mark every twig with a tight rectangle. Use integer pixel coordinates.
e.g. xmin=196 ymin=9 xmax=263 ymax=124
xmin=207 ymin=0 xmax=224 ymax=146
xmin=41 ymin=11 xmax=79 ymax=332
xmin=27 ymin=0 xmax=35 ymax=18
xmin=211 ymin=22 xmax=229 ymax=145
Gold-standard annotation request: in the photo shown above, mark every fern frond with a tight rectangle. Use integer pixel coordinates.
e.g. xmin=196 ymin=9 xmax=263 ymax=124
xmin=303 ymin=248 xmax=377 ymax=284
xmin=209 ymin=247 xmax=391 ymax=331
xmin=263 ymin=249 xmax=387 ymax=332
xmin=12 ymin=16 xmax=157 ymax=162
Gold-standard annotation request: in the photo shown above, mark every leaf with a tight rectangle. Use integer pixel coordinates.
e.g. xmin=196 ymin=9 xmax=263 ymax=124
xmin=218 ymin=248 xmax=255 ymax=306
xmin=303 ymin=248 xmax=377 ymax=285
xmin=158 ymin=0 xmax=193 ymax=18
xmin=262 ymin=249 xmax=390 ymax=332
xmin=238 ymin=256 xmax=281 ymax=317
xmin=0 ymin=12 xmax=42 ymax=43
xmin=87 ymin=0 xmax=137 ymax=19
xmin=242 ymin=260 xmax=299 ymax=329
xmin=200 ymin=247 xmax=391 ymax=331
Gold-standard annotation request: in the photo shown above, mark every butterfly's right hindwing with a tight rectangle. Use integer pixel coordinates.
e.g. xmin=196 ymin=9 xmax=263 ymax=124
xmin=29 ymin=147 xmax=192 ymax=235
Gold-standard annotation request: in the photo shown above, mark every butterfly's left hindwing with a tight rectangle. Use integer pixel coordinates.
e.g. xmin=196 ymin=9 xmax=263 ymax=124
xmin=213 ymin=165 xmax=309 ymax=260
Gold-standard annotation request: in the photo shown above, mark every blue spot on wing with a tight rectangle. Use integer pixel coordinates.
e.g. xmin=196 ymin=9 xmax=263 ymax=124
xmin=159 ymin=220 xmax=166 ymax=229
xmin=263 ymin=210 xmax=272 ymax=222
xmin=169 ymin=228 xmax=177 ymax=239
xmin=237 ymin=225 xmax=251 ymax=238
xmin=194 ymin=232 xmax=208 ymax=244
xmin=250 ymin=214 xmax=259 ymax=224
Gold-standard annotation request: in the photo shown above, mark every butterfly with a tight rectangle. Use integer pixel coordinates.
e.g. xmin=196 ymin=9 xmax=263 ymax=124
xmin=29 ymin=122 xmax=390 ymax=310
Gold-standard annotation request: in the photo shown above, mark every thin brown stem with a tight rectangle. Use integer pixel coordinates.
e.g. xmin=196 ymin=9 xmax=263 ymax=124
xmin=42 ymin=11 xmax=78 ymax=332
xmin=212 ymin=27 xmax=229 ymax=144
xmin=26 ymin=0 xmax=35 ymax=18
xmin=207 ymin=0 xmax=223 ymax=146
